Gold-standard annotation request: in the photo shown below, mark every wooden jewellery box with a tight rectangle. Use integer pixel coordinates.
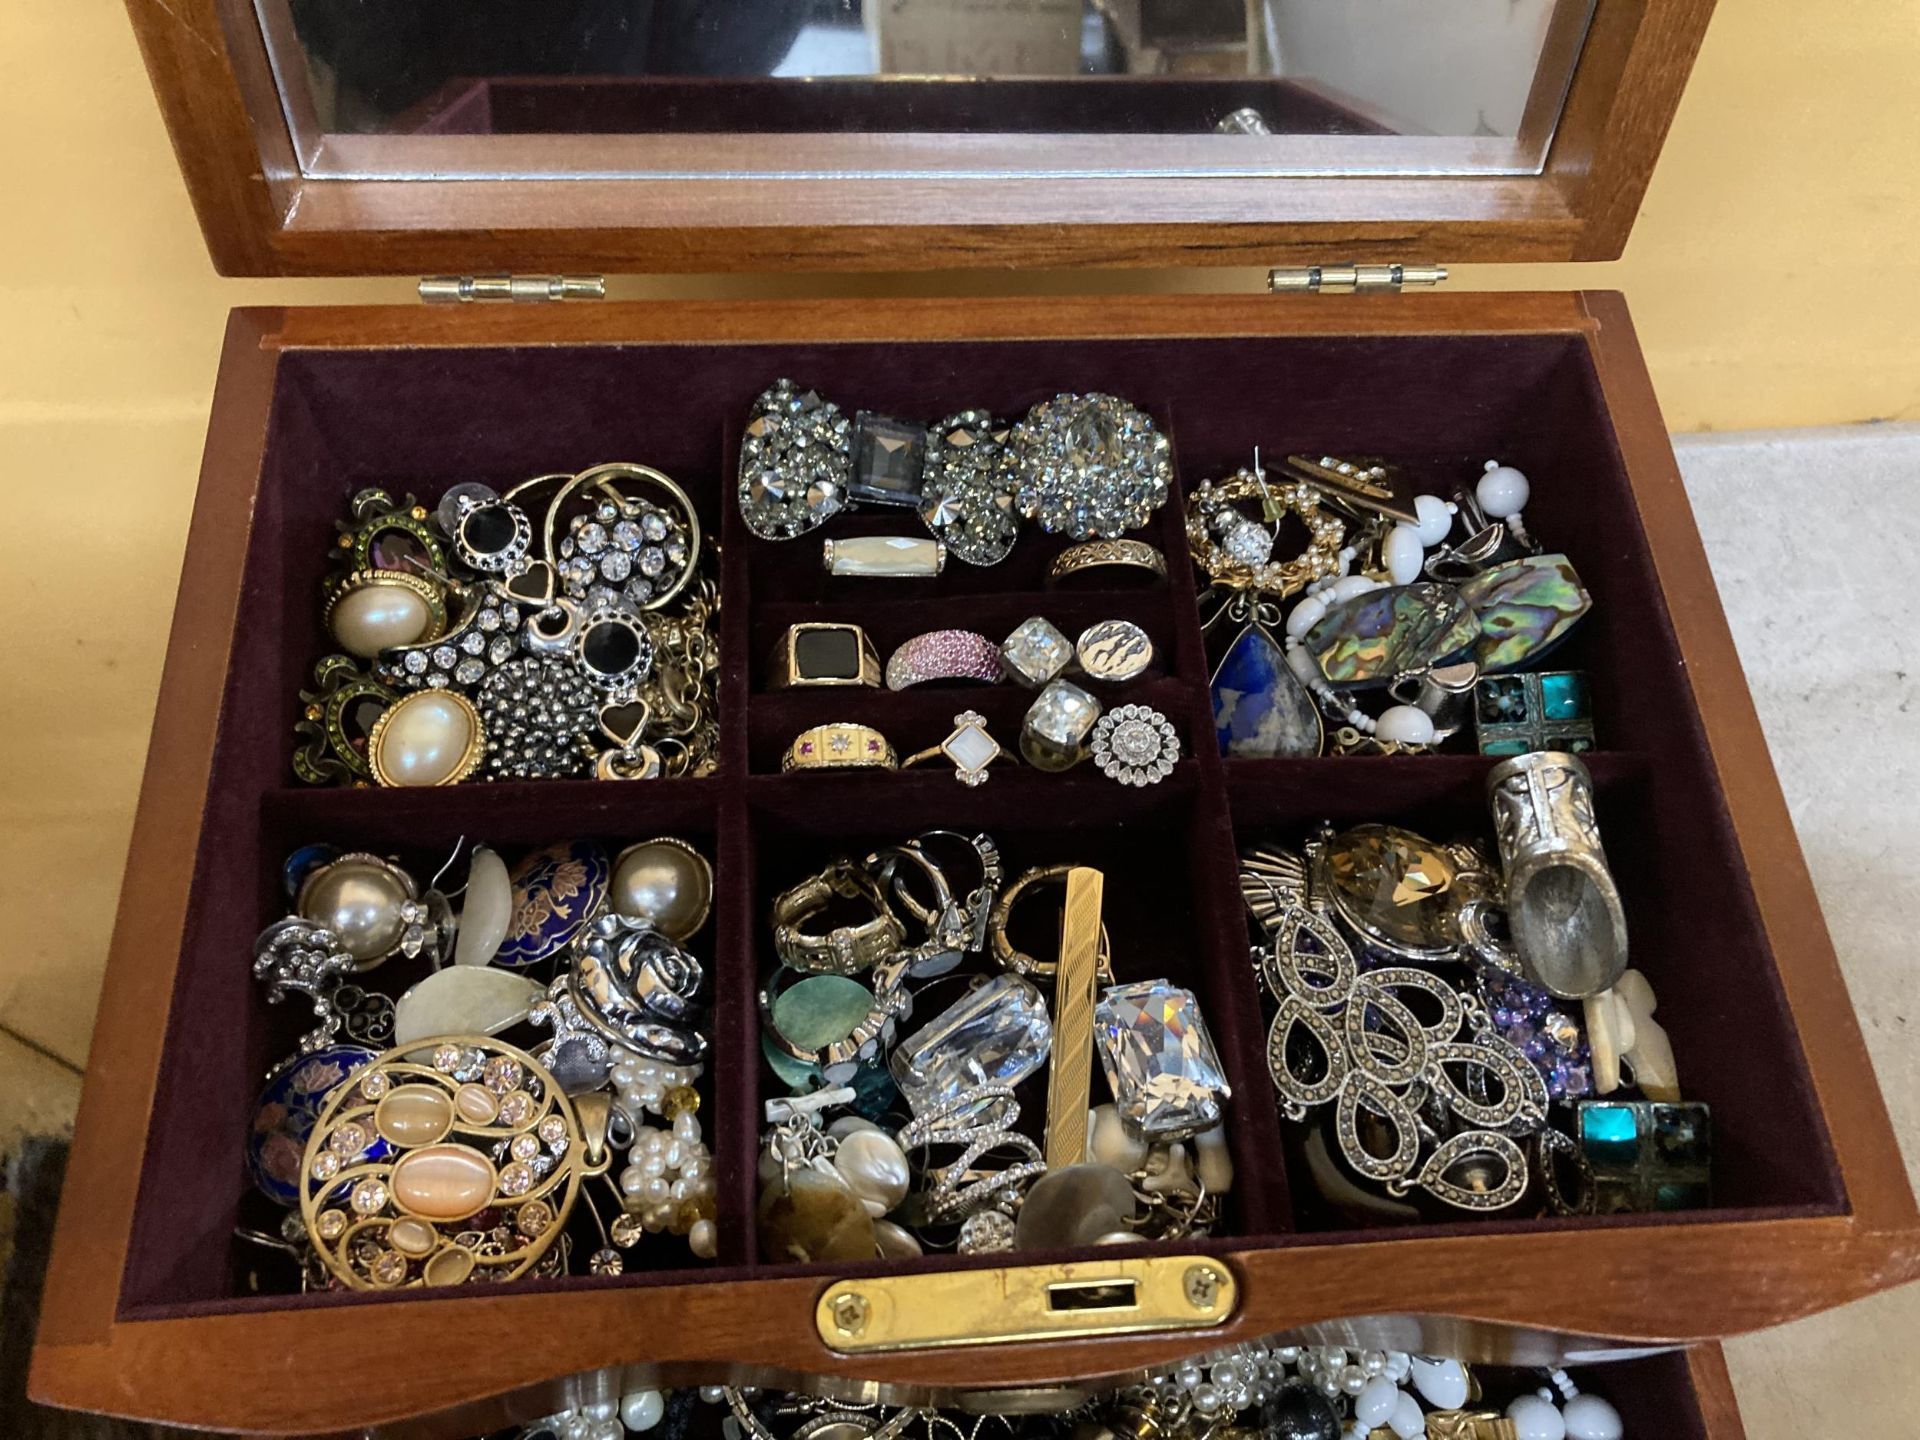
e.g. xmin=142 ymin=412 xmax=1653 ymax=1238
xmin=31 ymin=0 xmax=1920 ymax=1434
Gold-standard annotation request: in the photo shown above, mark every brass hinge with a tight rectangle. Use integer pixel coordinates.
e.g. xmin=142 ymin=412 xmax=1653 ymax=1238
xmin=1268 ymin=263 xmax=1448 ymax=294
xmin=418 ymin=274 xmax=606 ymax=304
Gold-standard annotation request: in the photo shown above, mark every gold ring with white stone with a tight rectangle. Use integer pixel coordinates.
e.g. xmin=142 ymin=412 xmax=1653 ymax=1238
xmin=901 ymin=711 xmax=1008 ymax=786
xmin=298 ymin=1035 xmax=609 ymax=1290
xmin=781 ymin=722 xmax=897 ymax=771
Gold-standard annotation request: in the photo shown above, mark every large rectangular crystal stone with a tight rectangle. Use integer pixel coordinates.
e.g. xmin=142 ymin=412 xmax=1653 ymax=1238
xmin=889 ymin=974 xmax=1053 ymax=1115
xmin=1094 ymin=980 xmax=1230 ymax=1140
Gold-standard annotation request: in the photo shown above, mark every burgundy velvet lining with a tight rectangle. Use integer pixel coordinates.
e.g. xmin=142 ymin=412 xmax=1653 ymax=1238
xmin=118 ymin=330 xmax=1842 ymax=1319
xmin=408 ymin=74 xmax=1392 ymax=138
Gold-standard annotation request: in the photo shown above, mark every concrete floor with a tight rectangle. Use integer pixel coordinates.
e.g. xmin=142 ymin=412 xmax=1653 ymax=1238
xmin=3 ymin=423 xmax=1915 ymax=1434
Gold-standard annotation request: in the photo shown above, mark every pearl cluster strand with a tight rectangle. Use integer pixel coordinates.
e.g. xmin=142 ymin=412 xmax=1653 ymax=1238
xmin=610 ymin=1048 xmax=719 ymax=1259
xmin=1147 ymin=1342 xmax=1624 ymax=1440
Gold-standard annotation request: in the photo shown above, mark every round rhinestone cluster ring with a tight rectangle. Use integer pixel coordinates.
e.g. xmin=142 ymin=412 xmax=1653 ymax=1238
xmin=298 ymin=1035 xmax=596 ymax=1290
xmin=1091 ymin=704 xmax=1180 ymax=786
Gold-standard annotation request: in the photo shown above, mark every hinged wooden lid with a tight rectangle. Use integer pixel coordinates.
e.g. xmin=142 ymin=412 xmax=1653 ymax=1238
xmin=129 ymin=0 xmax=1711 ymax=278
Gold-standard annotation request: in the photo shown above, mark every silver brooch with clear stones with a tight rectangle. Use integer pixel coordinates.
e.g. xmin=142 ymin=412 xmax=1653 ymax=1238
xmin=919 ymin=410 xmax=1019 ymax=566
xmin=1008 ymin=392 xmax=1173 ymax=539
xmin=1090 ymin=704 xmax=1180 ymax=786
xmin=737 ymin=379 xmax=854 ymax=540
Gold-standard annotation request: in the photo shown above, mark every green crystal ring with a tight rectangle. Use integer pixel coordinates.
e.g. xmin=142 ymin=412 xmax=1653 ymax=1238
xmin=759 ymin=960 xmax=911 ymax=1084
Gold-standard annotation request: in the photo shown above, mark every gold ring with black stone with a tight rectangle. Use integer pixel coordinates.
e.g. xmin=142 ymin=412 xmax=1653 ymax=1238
xmin=770 ymin=622 xmax=882 ymax=689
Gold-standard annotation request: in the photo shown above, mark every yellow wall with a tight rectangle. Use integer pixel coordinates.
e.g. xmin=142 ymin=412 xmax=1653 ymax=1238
xmin=0 ymin=0 xmax=1915 ymax=1067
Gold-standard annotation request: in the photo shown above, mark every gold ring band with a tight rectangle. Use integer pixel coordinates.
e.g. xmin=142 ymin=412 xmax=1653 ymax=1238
xmin=1047 ymin=538 xmax=1168 ymax=586
xmin=781 ymin=722 xmax=898 ymax=771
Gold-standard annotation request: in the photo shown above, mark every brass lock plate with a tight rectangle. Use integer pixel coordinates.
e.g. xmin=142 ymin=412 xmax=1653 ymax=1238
xmin=815 ymin=1256 xmax=1237 ymax=1353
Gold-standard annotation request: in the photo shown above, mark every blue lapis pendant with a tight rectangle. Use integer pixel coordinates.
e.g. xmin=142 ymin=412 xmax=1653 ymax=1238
xmin=1207 ymin=595 xmax=1323 ymax=760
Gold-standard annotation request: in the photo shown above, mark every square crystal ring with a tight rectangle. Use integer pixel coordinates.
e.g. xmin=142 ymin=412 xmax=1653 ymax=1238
xmin=1094 ymin=979 xmax=1231 ymax=1141
xmin=1026 ymin=679 xmax=1100 ymax=744
xmin=1001 ymin=616 xmax=1074 ymax=688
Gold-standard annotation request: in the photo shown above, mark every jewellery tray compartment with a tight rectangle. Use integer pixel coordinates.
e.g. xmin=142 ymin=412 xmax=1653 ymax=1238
xmin=32 ymin=295 xmax=1920 ymax=1438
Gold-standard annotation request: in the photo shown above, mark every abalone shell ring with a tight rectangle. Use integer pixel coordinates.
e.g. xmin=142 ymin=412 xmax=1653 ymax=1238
xmin=298 ymin=1035 xmax=608 ymax=1290
xmin=884 ymin=629 xmax=1003 ymax=691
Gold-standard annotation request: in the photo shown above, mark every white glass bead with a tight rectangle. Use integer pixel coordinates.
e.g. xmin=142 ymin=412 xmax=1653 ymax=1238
xmin=1285 ymin=595 xmax=1328 ymax=639
xmin=1354 ymin=1376 xmax=1399 ymax=1428
xmin=1387 ymin=1390 xmax=1427 ymax=1439
xmin=582 ymin=1402 xmax=617 ymax=1423
xmin=1410 ymin=1356 xmax=1469 ymax=1410
xmin=1477 ymin=462 xmax=1532 ymax=518
xmin=561 ymin=1419 xmax=589 ymax=1440
xmin=1383 ymin=523 xmax=1425 ymax=584
xmin=1507 ymin=1394 xmax=1567 ymax=1440
xmin=1413 ymin=493 xmax=1455 ymax=546
xmin=1327 ymin=575 xmax=1381 ymax=602
xmin=1562 ymin=1394 xmax=1624 ymax=1440
xmin=1286 ymin=642 xmax=1322 ymax=685
xmin=1341 ymin=1365 xmax=1369 ymax=1395
xmin=1375 ymin=705 xmax=1437 ymax=745
xmin=700 ymin=1387 xmax=728 ymax=1404
xmin=594 ymin=1423 xmax=623 ymax=1440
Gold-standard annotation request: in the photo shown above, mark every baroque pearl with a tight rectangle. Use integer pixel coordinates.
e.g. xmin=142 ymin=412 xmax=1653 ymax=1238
xmin=1477 ymin=461 xmax=1532 ymax=518
xmin=371 ymin=690 xmax=481 ymax=787
xmin=1383 ymin=523 xmax=1425 ymax=585
xmin=390 ymin=1144 xmax=496 ymax=1223
xmin=1375 ymin=705 xmax=1437 ymax=745
xmin=298 ymin=855 xmax=413 ymax=965
xmin=1088 ymin=1103 xmax=1149 ymax=1173
xmin=329 ymin=580 xmax=433 ymax=659
xmin=1413 ymin=493 xmax=1454 ymax=546
xmin=1194 ymin=1124 xmax=1234 ymax=1193
xmin=611 ymin=839 xmax=713 ymax=942
xmin=833 ymin=1129 xmax=910 ymax=1217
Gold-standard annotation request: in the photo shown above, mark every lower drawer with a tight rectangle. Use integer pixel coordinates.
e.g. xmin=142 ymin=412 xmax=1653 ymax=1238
xmin=477 ymin=1347 xmax=1748 ymax=1440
